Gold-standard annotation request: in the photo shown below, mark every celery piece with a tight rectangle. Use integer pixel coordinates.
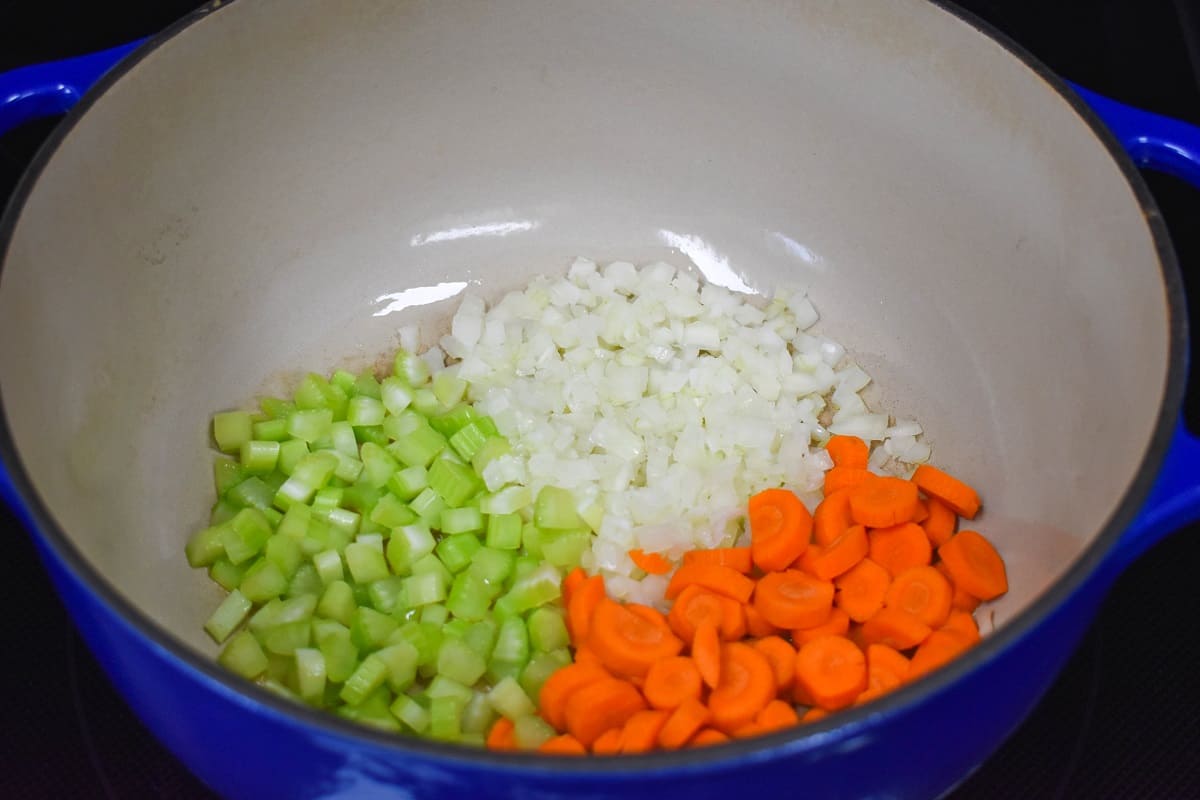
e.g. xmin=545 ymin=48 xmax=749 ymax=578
xmin=483 ymin=512 xmax=523 ymax=551
xmin=379 ymin=375 xmax=413 ymax=415
xmin=470 ymin=438 xmax=509 ymax=477
xmin=385 ymin=524 xmax=436 ymax=575
xmin=431 ymin=370 xmax=467 ymax=410
xmin=448 ymin=421 xmax=489 ymax=462
xmin=262 ymin=619 xmax=311 ymax=655
xmin=376 ymin=642 xmax=419 ymax=693
xmin=260 ymin=396 xmax=294 ymax=419
xmin=437 ymin=638 xmax=488 ymax=686
xmin=533 ymin=486 xmax=583 ymax=530
xmin=251 ymin=418 xmax=289 ymax=443
xmin=463 ymin=619 xmax=499 ymax=661
xmin=240 ymin=558 xmax=289 ymax=603
xmin=278 ymin=504 xmax=312 ymax=541
xmin=439 ymin=507 xmax=484 ymax=536
xmin=265 ymin=651 xmax=293 ymax=686
xmin=492 ymin=616 xmax=530 ymax=665
xmin=430 ymin=403 xmax=479 ymax=437
xmin=326 ymin=508 xmax=361 ymax=536
xmin=579 ymin=500 xmax=605 ymax=534
xmin=476 ymin=418 xmax=498 ymax=437
xmin=369 ymin=493 xmax=416 ymax=529
xmin=411 ymin=388 xmax=441 ymax=417
xmin=436 ymin=534 xmax=482 ymax=575
xmin=213 ymin=411 xmax=253 ymax=454
xmin=387 ymin=465 xmax=428 ymax=501
xmin=317 ymin=580 xmax=357 ymax=626
xmin=294 ymin=373 xmax=332 ymax=410
xmin=347 ymin=396 xmax=386 ymax=428
xmin=218 ymin=631 xmax=269 ymax=679
xmin=311 ymin=488 xmax=343 ymax=520
xmin=286 ymin=562 xmax=323 ymax=599
xmin=186 ymin=523 xmax=228 ymax=568
xmin=294 ymin=647 xmax=327 ymax=703
xmin=329 ymin=420 xmax=359 ymax=458
xmin=287 ymin=408 xmax=334 ymax=443
xmin=277 ymin=439 xmax=309 ymax=476
xmin=213 ymin=457 xmax=248 ymax=496
xmin=520 ymin=524 xmax=543 ymax=559
xmin=391 ymin=693 xmax=430 ymax=733
xmin=479 ymin=485 xmax=533 ymax=516
xmin=442 ymin=619 xmax=471 ymax=641
xmin=429 ymin=696 xmax=464 ymax=741
xmin=262 ymin=507 xmax=285 ymax=528
xmin=468 ymin=547 xmax=516 ymax=588
xmin=316 ymin=625 xmax=358 ymax=683
xmin=275 ymin=452 xmax=339 ymax=508
xmin=353 ymin=371 xmax=382 ymax=399
xmin=540 ymin=530 xmax=592 ymax=570
xmin=408 ymin=488 xmax=446 ymax=525
xmin=312 ymin=549 xmax=344 ymax=586
xmin=341 ymin=654 xmax=388 ymax=705
xmin=510 ymin=555 xmax=541 ymax=585
xmin=392 ymin=621 xmax=443 ymax=667
xmin=462 ymin=691 xmax=498 ymax=736
xmin=358 ymin=442 xmax=400 ymax=489
xmin=265 ymin=534 xmax=303 ymax=578
xmin=490 ymin=595 xmax=521 ymax=622
xmin=393 ymin=350 xmax=430 ymax=386
xmin=367 ymin=576 xmax=408 ymax=615
xmin=354 ymin=426 xmax=390 ymax=449
xmin=209 ymin=558 xmax=249 ymax=591
xmin=519 ymin=649 xmax=573 ymax=703
xmin=386 ymin=416 xmax=447 ymax=468
xmin=427 ymin=459 xmax=480 ymax=508
xmin=227 ymin=476 xmax=274 ymax=512
xmin=527 ymin=607 xmax=569 ymax=653
xmin=223 ymin=509 xmax=273 ymax=565
xmin=446 ymin=573 xmax=492 ymax=622
xmin=331 ymin=369 xmax=357 ymax=394
xmin=210 ymin=499 xmax=239 ymax=526
xmin=404 ymin=572 xmax=448 ymax=608
xmin=487 ymin=676 xmax=536 ymax=720
xmin=427 ymin=675 xmax=474 ymax=705
xmin=513 ymin=715 xmax=556 ymax=750
xmin=350 ymin=607 xmax=399 ymax=652
xmin=419 ymin=603 xmax=449 ymax=626
xmin=344 ymin=542 xmax=389 ymax=584
xmin=204 ymin=588 xmax=252 ymax=643
xmin=504 ymin=563 xmax=562 ymax=613
xmin=258 ymin=593 xmax=317 ymax=628
xmin=331 ymin=452 xmax=363 ymax=485
xmin=411 ymin=552 xmax=453 ymax=583
xmin=342 ymin=483 xmax=383 ymax=515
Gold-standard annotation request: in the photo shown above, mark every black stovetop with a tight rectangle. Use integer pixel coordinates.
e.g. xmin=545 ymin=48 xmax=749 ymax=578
xmin=2 ymin=2 xmax=1199 ymax=798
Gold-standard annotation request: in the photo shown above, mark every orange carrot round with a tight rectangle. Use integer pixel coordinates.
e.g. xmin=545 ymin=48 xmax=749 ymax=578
xmin=860 ymin=607 xmax=933 ymax=650
xmin=692 ymin=620 xmax=722 ymax=689
xmin=868 ymin=522 xmax=932 ymax=577
xmin=567 ymin=574 xmax=607 ymax=644
xmin=617 ymin=709 xmax=670 ymax=754
xmin=921 ymin=498 xmax=958 ymax=547
xmin=748 ymin=488 xmax=813 ymax=572
xmin=539 ymin=734 xmax=587 ymax=755
xmin=835 ymin=557 xmax=891 ymax=623
xmin=884 ymin=565 xmax=953 ymax=628
xmin=865 ymin=643 xmax=910 ymax=695
xmin=682 ymin=546 xmax=753 ymax=574
xmin=688 ymin=727 xmax=731 ymax=747
xmin=657 ymin=697 xmax=712 ymax=750
xmin=628 ymin=548 xmax=673 ymax=575
xmin=792 ymin=606 xmax=851 ymax=647
xmin=665 ymin=564 xmax=755 ymax=604
xmin=826 ymin=435 xmax=869 ymax=469
xmin=751 ymin=635 xmax=797 ymax=692
xmin=849 ymin=475 xmax=920 ymax=528
xmin=755 ymin=698 xmax=800 ymax=732
xmin=667 ymin=585 xmax=745 ymax=642
xmin=911 ymin=464 xmax=981 ymax=519
xmin=813 ymin=489 xmax=854 ymax=547
xmin=591 ymin=727 xmax=623 ymax=755
xmin=938 ymin=530 xmax=1008 ymax=600
xmin=588 ymin=599 xmax=684 ymax=678
xmin=825 ymin=466 xmax=872 ymax=495
xmin=708 ymin=642 xmax=776 ymax=733
xmin=564 ymin=677 xmax=647 ymax=747
xmin=800 ymin=706 xmax=828 ymax=723
xmin=793 ymin=634 xmax=868 ymax=711
xmin=486 ymin=717 xmax=516 ymax=751
xmin=743 ymin=603 xmax=783 ymax=638
xmin=643 ymin=656 xmax=703 ymax=710
xmin=909 ymin=629 xmax=973 ymax=679
xmin=934 ymin=561 xmax=981 ymax=613
xmin=561 ymin=566 xmax=587 ymax=608
xmin=805 ymin=524 xmax=870 ymax=580
xmin=753 ymin=570 xmax=835 ymax=629
xmin=940 ymin=609 xmax=981 ymax=645
xmin=538 ymin=662 xmax=612 ymax=730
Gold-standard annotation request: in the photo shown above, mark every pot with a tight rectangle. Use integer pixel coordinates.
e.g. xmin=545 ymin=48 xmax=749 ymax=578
xmin=1 ymin=1 xmax=1198 ymax=798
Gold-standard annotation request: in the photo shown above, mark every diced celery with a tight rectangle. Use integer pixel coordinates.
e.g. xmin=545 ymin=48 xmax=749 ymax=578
xmin=391 ymin=693 xmax=431 ymax=733
xmin=213 ymin=457 xmax=248 ymax=496
xmin=579 ymin=499 xmax=605 ymax=534
xmin=419 ymin=603 xmax=449 ymax=626
xmin=286 ymin=562 xmax=323 ymax=598
xmin=432 ymin=403 xmax=480 ymax=435
xmin=350 ymin=607 xmax=399 ymax=651
xmin=277 ymin=504 xmax=311 ymax=540
xmin=442 ymin=618 xmax=471 ymax=640
xmin=503 ymin=563 xmax=562 ymax=613
xmin=295 ymin=373 xmax=332 ymax=410
xmin=375 ymin=641 xmax=419 ymax=693
xmin=540 ymin=529 xmax=592 ymax=570
xmin=404 ymin=572 xmax=447 ymax=608
xmin=534 ymin=486 xmax=583 ymax=530
xmin=427 ymin=675 xmax=474 ymax=705
xmin=208 ymin=558 xmax=249 ymax=591
xmin=326 ymin=508 xmax=361 ymax=536
xmin=386 ymin=414 xmax=447 ymax=468
xmin=490 ymin=595 xmax=521 ymax=622
xmin=240 ymin=440 xmax=281 ymax=475
xmin=367 ymin=576 xmax=408 ymax=615
xmin=393 ymin=350 xmax=430 ymax=386
xmin=357 ymin=442 xmax=399 ymax=489
xmin=487 ymin=676 xmax=536 ymax=720
xmin=409 ymin=488 xmax=446 ymax=525
xmin=354 ymin=426 xmax=390 ymax=449
xmin=519 ymin=649 xmax=573 ymax=703
xmin=204 ymin=588 xmax=252 ymax=643
xmin=331 ymin=369 xmax=357 ymax=394
xmin=385 ymin=524 xmax=436 ymax=575
xmin=240 ymin=558 xmax=289 ymax=603
xmin=277 ymin=439 xmax=309 ymax=475
xmin=265 ymin=534 xmax=303 ymax=578
xmin=463 ymin=619 xmax=498 ymax=661
xmin=429 ymin=696 xmax=464 ymax=741
xmin=470 ymin=436 xmax=511 ymax=474
xmin=510 ymin=555 xmax=541 ymax=584
xmin=439 ymin=506 xmax=484 ymax=536
xmin=218 ymin=631 xmax=269 ymax=679
xmin=329 ymin=420 xmax=359 ymax=458
xmin=186 ymin=523 xmax=228 ymax=568
xmin=294 ymin=647 xmax=327 ymax=703
xmin=380 ymin=376 xmax=414 ymax=415
xmin=341 ymin=654 xmax=389 ymax=705
xmin=287 ymin=408 xmax=334 ymax=443
xmin=261 ymin=619 xmax=311 ymax=655
xmin=347 ymin=395 xmax=386 ymax=427
xmin=468 ymin=547 xmax=516 ymax=588
xmin=227 ymin=476 xmax=275 ymax=512
xmin=210 ymin=499 xmax=239 ymax=526
xmin=446 ymin=573 xmax=492 ymax=622
xmin=479 ymin=485 xmax=533 ymax=516
xmin=312 ymin=549 xmax=344 ymax=586
xmin=387 ymin=465 xmax=428 ymax=501
xmin=484 ymin=512 xmax=522 ymax=551
xmin=369 ymin=493 xmax=416 ymax=529
xmin=492 ymin=616 xmax=530 ymax=666
xmin=513 ymin=715 xmax=556 ymax=750
xmin=265 ymin=652 xmax=293 ymax=685
xmin=316 ymin=625 xmax=358 ymax=683
xmin=461 ymin=691 xmax=498 ymax=736
xmin=354 ymin=371 xmax=382 ymax=399
xmin=392 ymin=621 xmax=443 ymax=667
xmin=311 ymin=488 xmax=343 ymax=519
xmin=432 ymin=370 xmax=467 ymax=409
xmin=259 ymin=396 xmax=294 ymax=419
xmin=427 ymin=459 xmax=481 ymax=507
xmin=436 ymin=534 xmax=482 ymax=574
xmin=411 ymin=388 xmax=441 ymax=416
xmin=344 ymin=542 xmax=389 ymax=584
xmin=437 ymin=638 xmax=488 ymax=686
xmin=520 ymin=523 xmax=543 ymax=559
xmin=342 ymin=483 xmax=383 ymax=514
xmin=213 ymin=411 xmax=253 ymax=454
xmin=527 ymin=607 xmax=569 ymax=653
xmin=446 ymin=421 xmax=487 ymax=462
xmin=410 ymin=553 xmax=453 ymax=585
xmin=317 ymin=580 xmax=357 ymax=626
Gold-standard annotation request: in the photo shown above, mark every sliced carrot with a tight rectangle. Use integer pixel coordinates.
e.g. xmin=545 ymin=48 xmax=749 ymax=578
xmin=561 ymin=566 xmax=587 ymax=608
xmin=884 ymin=565 xmax=953 ymax=628
xmin=642 ymin=656 xmax=702 ymax=710
xmin=743 ymin=603 xmax=783 ymax=638
xmin=938 ymin=530 xmax=1008 ymax=600
xmin=826 ymin=435 xmax=869 ymax=469
xmin=749 ymin=488 xmax=813 ymax=572
xmin=813 ymin=489 xmax=854 ymax=547
xmin=667 ymin=585 xmax=745 ymax=642
xmin=732 ymin=722 xmax=769 ymax=739
xmin=800 ymin=706 xmax=828 ymax=723
xmin=922 ymin=498 xmax=957 ymax=547
xmin=618 ymin=709 xmax=670 ymax=754
xmin=911 ymin=499 xmax=930 ymax=524
xmin=628 ymin=548 xmax=673 ymax=575
xmin=940 ymin=610 xmax=981 ymax=645
xmin=538 ymin=662 xmax=611 ymax=730
xmin=755 ymin=698 xmax=800 ymax=732
xmin=805 ymin=524 xmax=870 ymax=580
xmin=793 ymin=634 xmax=868 ymax=711
xmin=566 ymin=574 xmax=607 ymax=644
xmin=825 ymin=466 xmax=871 ymax=494
xmin=868 ymin=522 xmax=932 ymax=577
xmin=563 ymin=677 xmax=647 ymax=747
xmin=751 ymin=635 xmax=796 ymax=692
xmin=792 ymin=606 xmax=851 ymax=647
xmin=573 ymin=644 xmax=604 ymax=667
xmin=626 ymin=603 xmax=675 ymax=637
xmin=692 ymin=620 xmax=722 ymax=689
xmin=591 ymin=727 xmax=623 ymax=755
xmin=860 ymin=607 xmax=933 ymax=650
xmin=657 ymin=697 xmax=712 ymax=750
xmin=934 ymin=562 xmax=981 ymax=613
xmin=682 ymin=547 xmax=753 ymax=574
xmin=708 ymin=642 xmax=776 ymax=733
xmin=486 ymin=717 xmax=516 ymax=751
xmin=539 ymin=734 xmax=587 ymax=755
xmin=911 ymin=464 xmax=981 ymax=519
xmin=848 ymin=475 xmax=920 ymax=528
xmin=665 ymin=564 xmax=755 ymax=604
xmin=753 ymin=570 xmax=835 ymax=629
xmin=865 ymin=643 xmax=910 ymax=695
xmin=835 ymin=557 xmax=891 ymax=623
xmin=909 ymin=629 xmax=973 ymax=679
xmin=688 ymin=727 xmax=731 ymax=747
xmin=588 ymin=599 xmax=684 ymax=678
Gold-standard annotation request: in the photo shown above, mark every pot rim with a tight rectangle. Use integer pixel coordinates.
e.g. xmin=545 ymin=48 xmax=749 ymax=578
xmin=0 ymin=0 xmax=1188 ymax=777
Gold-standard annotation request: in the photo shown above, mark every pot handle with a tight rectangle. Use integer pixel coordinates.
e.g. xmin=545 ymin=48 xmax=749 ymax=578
xmin=0 ymin=40 xmax=144 ymax=137
xmin=1070 ymin=82 xmax=1200 ymax=566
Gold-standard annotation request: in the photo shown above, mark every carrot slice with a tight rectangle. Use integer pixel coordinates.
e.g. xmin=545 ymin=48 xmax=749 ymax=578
xmin=849 ymin=476 xmax=920 ymax=528
xmin=793 ymin=634 xmax=868 ymax=711
xmin=755 ymin=698 xmax=800 ymax=732
xmin=682 ymin=547 xmax=753 ymax=574
xmin=691 ymin=620 xmax=721 ymax=689
xmin=884 ymin=565 xmax=953 ymax=628
xmin=749 ymin=488 xmax=813 ymax=572
xmin=909 ymin=629 xmax=973 ymax=679
xmin=589 ymin=599 xmax=684 ymax=678
xmin=688 ymin=727 xmax=731 ymax=747
xmin=753 ymin=570 xmax=835 ymax=629
xmin=486 ymin=717 xmax=516 ymax=751
xmin=618 ymin=709 xmax=670 ymax=754
xmin=538 ymin=662 xmax=612 ymax=730
xmin=922 ymin=498 xmax=957 ymax=547
xmin=732 ymin=722 xmax=769 ymax=739
xmin=539 ymin=734 xmax=587 ymax=755
xmin=561 ymin=566 xmax=587 ymax=608
xmin=708 ymin=643 xmax=776 ymax=733
xmin=564 ymin=677 xmax=647 ymax=747
xmin=826 ymin=435 xmax=869 ymax=469
xmin=860 ymin=607 xmax=932 ymax=650
xmin=665 ymin=564 xmax=755 ymax=604
xmin=626 ymin=603 xmax=674 ymax=637
xmin=792 ymin=606 xmax=851 ymax=646
xmin=643 ymin=655 xmax=703 ymax=710
xmin=800 ymin=706 xmax=828 ymax=723
xmin=825 ymin=466 xmax=871 ymax=495
xmin=868 ymin=522 xmax=932 ymax=577
xmin=751 ymin=635 xmax=796 ymax=692
xmin=813 ymin=489 xmax=854 ymax=547
xmin=628 ymin=548 xmax=673 ymax=576
xmin=667 ymin=585 xmax=745 ymax=642
xmin=806 ymin=524 xmax=870 ymax=580
xmin=911 ymin=464 xmax=981 ymax=519
xmin=573 ymin=644 xmax=603 ymax=667
xmin=934 ymin=562 xmax=981 ymax=613
xmin=910 ymin=499 xmax=930 ymax=524
xmin=658 ymin=697 xmax=712 ymax=750
xmin=835 ymin=557 xmax=891 ymax=623
xmin=567 ymin=574 xmax=607 ymax=644
xmin=940 ymin=610 xmax=981 ymax=645
xmin=591 ymin=727 xmax=623 ymax=755
xmin=865 ymin=643 xmax=910 ymax=694
xmin=938 ymin=530 xmax=1008 ymax=600
xmin=743 ymin=603 xmax=782 ymax=638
